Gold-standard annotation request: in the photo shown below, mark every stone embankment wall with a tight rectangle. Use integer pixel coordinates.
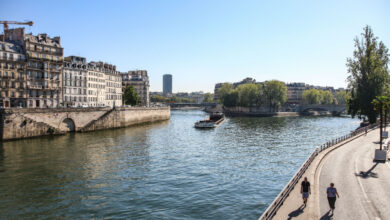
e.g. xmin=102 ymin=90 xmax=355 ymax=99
xmin=0 ymin=107 xmax=170 ymax=141
xmin=223 ymin=106 xmax=299 ymax=117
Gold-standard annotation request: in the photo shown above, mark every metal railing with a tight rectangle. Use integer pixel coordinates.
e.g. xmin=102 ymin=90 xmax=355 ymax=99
xmin=259 ymin=123 xmax=378 ymax=220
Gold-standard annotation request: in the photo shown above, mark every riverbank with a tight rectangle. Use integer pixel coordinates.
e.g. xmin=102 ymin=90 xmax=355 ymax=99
xmin=0 ymin=106 xmax=170 ymax=141
xmin=205 ymin=105 xmax=344 ymax=117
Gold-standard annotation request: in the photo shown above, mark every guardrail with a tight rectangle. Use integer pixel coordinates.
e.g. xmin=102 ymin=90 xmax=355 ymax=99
xmin=259 ymin=123 xmax=378 ymax=220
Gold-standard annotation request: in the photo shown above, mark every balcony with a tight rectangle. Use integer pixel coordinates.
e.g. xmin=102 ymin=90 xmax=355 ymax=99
xmin=28 ymin=85 xmax=43 ymax=89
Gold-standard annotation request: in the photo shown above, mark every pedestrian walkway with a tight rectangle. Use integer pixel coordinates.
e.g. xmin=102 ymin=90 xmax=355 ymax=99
xmin=270 ymin=127 xmax=390 ymax=220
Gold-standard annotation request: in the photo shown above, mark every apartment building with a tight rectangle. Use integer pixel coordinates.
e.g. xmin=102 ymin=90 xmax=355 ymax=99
xmin=121 ymin=70 xmax=150 ymax=106
xmin=286 ymin=82 xmax=306 ymax=104
xmin=87 ymin=62 xmax=106 ymax=107
xmin=4 ymin=28 xmax=64 ymax=108
xmin=63 ymin=56 xmax=88 ymax=107
xmin=103 ymin=63 xmax=122 ymax=107
xmin=0 ymin=41 xmax=27 ymax=108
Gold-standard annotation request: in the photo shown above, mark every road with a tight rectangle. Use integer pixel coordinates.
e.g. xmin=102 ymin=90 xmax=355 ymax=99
xmin=269 ymin=127 xmax=390 ymax=220
xmin=318 ymin=128 xmax=390 ymax=220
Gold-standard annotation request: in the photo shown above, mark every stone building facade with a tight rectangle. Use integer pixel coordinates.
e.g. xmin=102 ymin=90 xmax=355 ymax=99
xmin=121 ymin=70 xmax=150 ymax=107
xmin=4 ymin=28 xmax=64 ymax=108
xmin=286 ymin=82 xmax=306 ymax=104
xmin=0 ymin=28 xmax=127 ymax=109
xmin=0 ymin=41 xmax=27 ymax=107
xmin=63 ymin=56 xmax=88 ymax=107
xmin=103 ymin=63 xmax=122 ymax=107
xmin=87 ymin=62 xmax=106 ymax=107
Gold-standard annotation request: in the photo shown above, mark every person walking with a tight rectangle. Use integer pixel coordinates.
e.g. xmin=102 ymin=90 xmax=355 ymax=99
xmin=326 ymin=183 xmax=340 ymax=213
xmin=300 ymin=177 xmax=311 ymax=206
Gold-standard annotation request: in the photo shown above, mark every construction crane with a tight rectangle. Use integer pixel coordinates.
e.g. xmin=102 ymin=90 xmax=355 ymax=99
xmin=0 ymin=20 xmax=33 ymax=41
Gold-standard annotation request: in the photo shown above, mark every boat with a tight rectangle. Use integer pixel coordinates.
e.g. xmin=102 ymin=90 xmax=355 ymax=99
xmin=195 ymin=112 xmax=225 ymax=129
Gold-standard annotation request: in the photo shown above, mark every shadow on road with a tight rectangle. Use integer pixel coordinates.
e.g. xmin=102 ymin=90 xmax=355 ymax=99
xmin=320 ymin=210 xmax=333 ymax=220
xmin=287 ymin=204 xmax=305 ymax=220
xmin=355 ymin=162 xmax=379 ymax=178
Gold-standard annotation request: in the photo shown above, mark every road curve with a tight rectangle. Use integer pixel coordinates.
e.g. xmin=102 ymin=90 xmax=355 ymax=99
xmin=318 ymin=128 xmax=390 ymax=220
xmin=268 ymin=127 xmax=390 ymax=220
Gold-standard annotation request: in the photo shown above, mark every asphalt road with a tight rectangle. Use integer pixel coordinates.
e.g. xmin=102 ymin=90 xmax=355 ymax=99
xmin=318 ymin=129 xmax=390 ymax=220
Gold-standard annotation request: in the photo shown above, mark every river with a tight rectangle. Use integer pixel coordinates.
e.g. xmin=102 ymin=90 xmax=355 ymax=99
xmin=0 ymin=110 xmax=360 ymax=219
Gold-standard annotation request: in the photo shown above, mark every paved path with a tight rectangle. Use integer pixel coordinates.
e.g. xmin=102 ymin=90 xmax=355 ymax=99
xmin=270 ymin=127 xmax=390 ymax=220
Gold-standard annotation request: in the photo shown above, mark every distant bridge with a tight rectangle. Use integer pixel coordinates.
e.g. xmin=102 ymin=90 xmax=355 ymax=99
xmin=169 ymin=103 xmax=217 ymax=108
xmin=298 ymin=104 xmax=346 ymax=115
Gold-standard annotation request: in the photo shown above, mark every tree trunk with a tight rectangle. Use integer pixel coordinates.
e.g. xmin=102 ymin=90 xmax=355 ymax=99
xmin=380 ymin=108 xmax=383 ymax=150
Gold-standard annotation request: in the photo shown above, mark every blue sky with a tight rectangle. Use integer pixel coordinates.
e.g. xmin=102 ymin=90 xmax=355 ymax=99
xmin=1 ymin=0 xmax=389 ymax=93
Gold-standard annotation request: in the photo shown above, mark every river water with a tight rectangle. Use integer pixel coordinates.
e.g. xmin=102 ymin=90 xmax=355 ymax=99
xmin=0 ymin=110 xmax=360 ymax=219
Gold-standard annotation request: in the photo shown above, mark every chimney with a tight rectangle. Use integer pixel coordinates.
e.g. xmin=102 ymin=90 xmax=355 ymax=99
xmin=53 ymin=36 xmax=61 ymax=44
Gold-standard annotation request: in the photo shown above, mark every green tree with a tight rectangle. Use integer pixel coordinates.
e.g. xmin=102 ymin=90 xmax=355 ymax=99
xmin=255 ymin=83 xmax=265 ymax=106
xmin=302 ymin=89 xmax=322 ymax=104
xmin=321 ymin=90 xmax=334 ymax=105
xmin=347 ymin=25 xmax=390 ymax=123
xmin=151 ymin=95 xmax=167 ymax=103
xmin=236 ymin=83 xmax=259 ymax=107
xmin=335 ymin=91 xmax=349 ymax=105
xmin=223 ymin=89 xmax=239 ymax=107
xmin=123 ymin=85 xmax=140 ymax=106
xmin=203 ymin=93 xmax=214 ymax=103
xmin=217 ymin=83 xmax=234 ymax=103
xmin=264 ymin=80 xmax=287 ymax=112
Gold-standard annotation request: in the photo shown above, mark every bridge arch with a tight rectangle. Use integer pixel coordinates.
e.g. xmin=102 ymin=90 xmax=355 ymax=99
xmin=59 ymin=118 xmax=76 ymax=132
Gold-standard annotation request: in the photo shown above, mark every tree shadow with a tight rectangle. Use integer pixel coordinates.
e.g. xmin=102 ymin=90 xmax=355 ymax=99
xmin=355 ymin=162 xmax=379 ymax=178
xmin=287 ymin=204 xmax=305 ymax=220
xmin=320 ymin=210 xmax=333 ymax=220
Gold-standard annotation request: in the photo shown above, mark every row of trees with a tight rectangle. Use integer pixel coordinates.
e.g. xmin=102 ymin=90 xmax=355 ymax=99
xmin=302 ymin=89 xmax=349 ymax=105
xmin=150 ymin=93 xmax=214 ymax=103
xmin=218 ymin=80 xmax=287 ymax=111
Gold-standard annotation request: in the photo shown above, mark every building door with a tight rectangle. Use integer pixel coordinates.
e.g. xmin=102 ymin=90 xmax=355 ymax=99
xmin=36 ymin=100 xmax=40 ymax=108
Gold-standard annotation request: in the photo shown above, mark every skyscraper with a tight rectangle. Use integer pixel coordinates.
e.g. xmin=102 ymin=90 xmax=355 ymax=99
xmin=163 ymin=74 xmax=172 ymax=96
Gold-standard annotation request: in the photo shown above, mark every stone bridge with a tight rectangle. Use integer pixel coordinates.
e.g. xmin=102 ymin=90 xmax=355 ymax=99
xmin=0 ymin=107 xmax=170 ymax=141
xmin=298 ymin=104 xmax=346 ymax=115
xmin=169 ymin=103 xmax=217 ymax=108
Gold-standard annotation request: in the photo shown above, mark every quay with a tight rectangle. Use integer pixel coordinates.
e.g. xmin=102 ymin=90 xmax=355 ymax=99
xmin=260 ymin=125 xmax=390 ymax=219
xmin=0 ymin=106 xmax=170 ymax=141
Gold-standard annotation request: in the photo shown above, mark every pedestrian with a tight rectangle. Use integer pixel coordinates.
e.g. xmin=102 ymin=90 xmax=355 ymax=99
xmin=300 ymin=177 xmax=311 ymax=206
xmin=365 ymin=127 xmax=368 ymax=135
xmin=326 ymin=183 xmax=339 ymax=213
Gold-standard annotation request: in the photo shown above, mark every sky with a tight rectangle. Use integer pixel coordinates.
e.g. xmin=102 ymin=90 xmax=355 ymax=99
xmin=1 ymin=0 xmax=389 ymax=93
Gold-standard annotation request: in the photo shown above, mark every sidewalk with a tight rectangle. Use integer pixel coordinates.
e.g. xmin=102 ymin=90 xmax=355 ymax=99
xmin=270 ymin=128 xmax=376 ymax=220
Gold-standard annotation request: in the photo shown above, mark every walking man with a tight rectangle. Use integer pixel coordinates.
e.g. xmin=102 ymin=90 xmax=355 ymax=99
xmin=300 ymin=177 xmax=311 ymax=206
xmin=326 ymin=183 xmax=340 ymax=213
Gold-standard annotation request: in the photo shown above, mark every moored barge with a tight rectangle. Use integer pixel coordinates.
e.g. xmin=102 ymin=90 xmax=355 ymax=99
xmin=194 ymin=112 xmax=225 ymax=129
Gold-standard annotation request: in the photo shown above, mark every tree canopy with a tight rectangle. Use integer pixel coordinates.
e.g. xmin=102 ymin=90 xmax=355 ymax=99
xmin=335 ymin=91 xmax=349 ymax=105
xmin=264 ymin=80 xmax=287 ymax=111
xmin=217 ymin=83 xmax=234 ymax=103
xmin=236 ymin=83 xmax=262 ymax=107
xmin=347 ymin=25 xmax=389 ymax=123
xmin=203 ymin=93 xmax=214 ymax=103
xmin=123 ymin=85 xmax=140 ymax=106
xmin=302 ymin=89 xmax=322 ymax=104
xmin=217 ymin=81 xmax=287 ymax=111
